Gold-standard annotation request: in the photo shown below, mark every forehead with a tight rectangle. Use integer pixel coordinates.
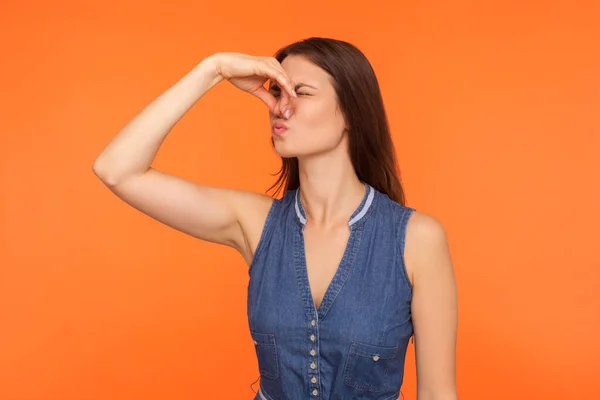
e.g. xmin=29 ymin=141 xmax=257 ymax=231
xmin=280 ymin=55 xmax=332 ymax=86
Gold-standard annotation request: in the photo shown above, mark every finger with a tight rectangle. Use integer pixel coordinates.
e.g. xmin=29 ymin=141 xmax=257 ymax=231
xmin=276 ymin=90 xmax=295 ymax=119
xmin=263 ymin=63 xmax=296 ymax=98
xmin=266 ymin=58 xmax=291 ymax=81
xmin=276 ymin=73 xmax=297 ymax=99
xmin=251 ymin=86 xmax=278 ymax=113
xmin=260 ymin=59 xmax=295 ymax=98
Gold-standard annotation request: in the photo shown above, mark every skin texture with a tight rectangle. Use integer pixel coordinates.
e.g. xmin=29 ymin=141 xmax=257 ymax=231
xmin=93 ymin=52 xmax=458 ymax=399
xmin=268 ymin=55 xmax=348 ymax=159
xmin=271 ymin=55 xmax=458 ymax=399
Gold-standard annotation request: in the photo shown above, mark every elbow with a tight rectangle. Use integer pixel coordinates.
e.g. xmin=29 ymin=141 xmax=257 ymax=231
xmin=92 ymin=159 xmax=113 ymax=186
xmin=92 ymin=158 xmax=148 ymax=188
xmin=92 ymin=157 xmax=123 ymax=187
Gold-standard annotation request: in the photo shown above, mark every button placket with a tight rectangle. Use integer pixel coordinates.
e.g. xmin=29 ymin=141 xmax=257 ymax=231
xmin=308 ymin=312 xmax=320 ymax=397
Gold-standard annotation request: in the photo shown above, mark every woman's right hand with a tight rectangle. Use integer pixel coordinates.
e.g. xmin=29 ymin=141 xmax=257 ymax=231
xmin=207 ymin=52 xmax=297 ymax=118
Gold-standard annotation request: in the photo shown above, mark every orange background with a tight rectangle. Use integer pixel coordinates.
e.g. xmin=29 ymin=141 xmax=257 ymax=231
xmin=1 ymin=1 xmax=599 ymax=399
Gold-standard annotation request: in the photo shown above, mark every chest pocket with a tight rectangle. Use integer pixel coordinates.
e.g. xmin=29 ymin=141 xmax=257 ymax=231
xmin=251 ymin=331 xmax=279 ymax=380
xmin=343 ymin=341 xmax=402 ymax=392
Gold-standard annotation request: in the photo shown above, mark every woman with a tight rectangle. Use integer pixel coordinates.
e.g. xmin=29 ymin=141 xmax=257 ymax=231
xmin=93 ymin=37 xmax=458 ymax=400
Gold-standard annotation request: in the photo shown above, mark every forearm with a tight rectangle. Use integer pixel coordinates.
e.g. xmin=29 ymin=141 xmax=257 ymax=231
xmin=92 ymin=56 xmax=223 ymax=185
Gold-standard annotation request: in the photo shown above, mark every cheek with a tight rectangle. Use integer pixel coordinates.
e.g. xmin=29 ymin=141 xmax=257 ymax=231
xmin=297 ymin=99 xmax=344 ymax=131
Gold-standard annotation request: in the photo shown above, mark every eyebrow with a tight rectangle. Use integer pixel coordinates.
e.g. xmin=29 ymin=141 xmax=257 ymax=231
xmin=295 ymin=83 xmax=318 ymax=90
xmin=270 ymin=82 xmax=318 ymax=90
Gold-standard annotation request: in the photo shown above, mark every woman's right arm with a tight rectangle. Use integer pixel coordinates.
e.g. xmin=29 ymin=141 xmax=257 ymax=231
xmin=92 ymin=54 xmax=295 ymax=261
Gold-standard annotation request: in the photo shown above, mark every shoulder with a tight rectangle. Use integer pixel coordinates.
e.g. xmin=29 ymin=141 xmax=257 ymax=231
xmin=233 ymin=187 xmax=294 ymax=218
xmin=374 ymin=193 xmax=450 ymax=287
xmin=373 ymin=192 xmax=447 ymax=258
xmin=405 ymin=210 xmax=447 ymax=245
xmin=403 ymin=210 xmax=453 ymax=286
xmin=377 ymin=194 xmax=447 ymax=256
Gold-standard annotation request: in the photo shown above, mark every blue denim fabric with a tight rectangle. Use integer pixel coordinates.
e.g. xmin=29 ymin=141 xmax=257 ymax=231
xmin=248 ymin=183 xmax=416 ymax=400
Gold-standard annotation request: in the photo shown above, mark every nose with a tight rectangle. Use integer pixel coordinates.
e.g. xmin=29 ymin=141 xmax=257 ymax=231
xmin=274 ymin=90 xmax=295 ymax=120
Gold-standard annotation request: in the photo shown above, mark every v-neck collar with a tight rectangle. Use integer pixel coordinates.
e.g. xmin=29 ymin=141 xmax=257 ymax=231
xmin=294 ymin=183 xmax=376 ymax=228
xmin=292 ymin=182 xmax=376 ymax=319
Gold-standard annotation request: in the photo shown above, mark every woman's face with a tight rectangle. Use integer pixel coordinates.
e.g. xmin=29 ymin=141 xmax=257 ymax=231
xmin=269 ymin=55 xmax=347 ymax=159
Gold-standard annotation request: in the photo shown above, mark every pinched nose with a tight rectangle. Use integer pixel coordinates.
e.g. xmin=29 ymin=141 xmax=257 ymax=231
xmin=273 ymin=91 xmax=295 ymax=120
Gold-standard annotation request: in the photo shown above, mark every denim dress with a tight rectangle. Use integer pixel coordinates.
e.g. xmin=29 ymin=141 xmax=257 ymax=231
xmin=248 ymin=183 xmax=416 ymax=400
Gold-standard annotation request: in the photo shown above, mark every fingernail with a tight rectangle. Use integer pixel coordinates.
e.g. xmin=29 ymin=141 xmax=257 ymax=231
xmin=292 ymin=89 xmax=297 ymax=97
xmin=285 ymin=109 xmax=292 ymax=119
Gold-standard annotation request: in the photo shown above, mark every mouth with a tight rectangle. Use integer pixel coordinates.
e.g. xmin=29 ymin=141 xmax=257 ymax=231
xmin=272 ymin=122 xmax=289 ymax=136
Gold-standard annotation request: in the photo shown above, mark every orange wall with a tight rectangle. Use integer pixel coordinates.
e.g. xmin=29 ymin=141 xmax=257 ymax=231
xmin=1 ymin=1 xmax=599 ymax=399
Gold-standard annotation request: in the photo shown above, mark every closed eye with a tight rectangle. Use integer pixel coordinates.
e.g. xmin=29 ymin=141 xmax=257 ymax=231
xmin=270 ymin=90 xmax=310 ymax=97
xmin=270 ymin=82 xmax=315 ymax=97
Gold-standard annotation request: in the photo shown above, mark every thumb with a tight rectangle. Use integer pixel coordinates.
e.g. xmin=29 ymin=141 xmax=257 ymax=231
xmin=251 ymin=86 xmax=278 ymax=113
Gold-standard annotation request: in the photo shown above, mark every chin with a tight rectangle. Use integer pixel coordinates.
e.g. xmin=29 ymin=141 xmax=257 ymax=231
xmin=273 ymin=141 xmax=300 ymax=158
xmin=274 ymin=140 xmax=339 ymax=159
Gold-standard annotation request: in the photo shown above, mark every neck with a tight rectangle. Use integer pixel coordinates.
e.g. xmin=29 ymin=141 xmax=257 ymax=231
xmin=297 ymin=148 xmax=365 ymax=227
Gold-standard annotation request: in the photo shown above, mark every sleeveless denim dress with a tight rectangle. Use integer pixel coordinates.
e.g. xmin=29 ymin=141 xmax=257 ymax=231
xmin=247 ymin=183 xmax=416 ymax=400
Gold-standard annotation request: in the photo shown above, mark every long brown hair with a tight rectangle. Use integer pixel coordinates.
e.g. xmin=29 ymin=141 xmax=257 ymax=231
xmin=267 ymin=37 xmax=408 ymax=206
